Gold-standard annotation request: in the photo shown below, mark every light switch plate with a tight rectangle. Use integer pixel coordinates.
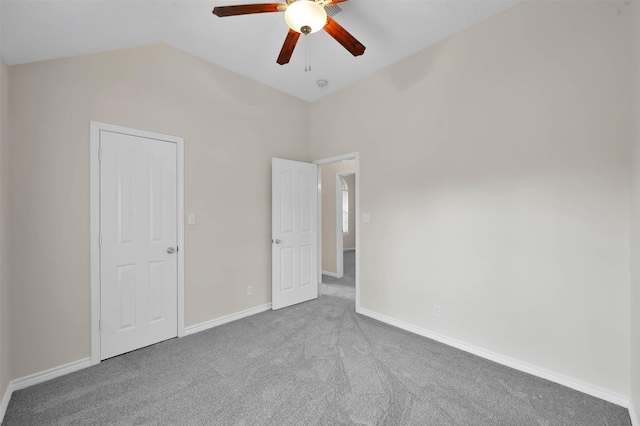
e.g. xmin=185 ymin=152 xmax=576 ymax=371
xmin=188 ymin=213 xmax=196 ymax=225
xmin=362 ymin=213 xmax=370 ymax=223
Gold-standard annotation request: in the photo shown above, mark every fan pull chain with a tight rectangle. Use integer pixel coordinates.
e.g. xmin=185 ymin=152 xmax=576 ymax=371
xmin=304 ymin=34 xmax=311 ymax=72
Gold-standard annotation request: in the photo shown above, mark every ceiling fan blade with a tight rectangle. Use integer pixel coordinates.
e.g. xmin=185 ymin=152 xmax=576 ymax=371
xmin=212 ymin=3 xmax=286 ymax=17
xmin=277 ymin=29 xmax=301 ymax=65
xmin=323 ymin=16 xmax=366 ymax=57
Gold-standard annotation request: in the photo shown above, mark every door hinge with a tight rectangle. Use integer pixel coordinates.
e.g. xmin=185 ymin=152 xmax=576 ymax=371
xmin=176 ymin=246 xmax=179 ymax=252
xmin=98 ymin=149 xmax=102 ymax=161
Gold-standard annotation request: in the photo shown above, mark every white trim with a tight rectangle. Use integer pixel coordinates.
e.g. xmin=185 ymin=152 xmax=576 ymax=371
xmin=12 ymin=358 xmax=92 ymax=392
xmin=0 ymin=383 xmax=11 ymax=422
xmin=316 ymin=165 xmax=323 ymax=292
xmin=313 ymin=153 xmax=360 ymax=311
xmin=185 ymin=303 xmax=272 ymax=336
xmin=355 ymin=161 xmax=360 ymax=311
xmin=335 ymin=174 xmax=343 ymax=279
xmin=90 ymin=121 xmax=185 ymax=365
xmin=358 ymin=308 xmax=630 ymax=409
xmin=176 ymin=135 xmax=186 ymax=338
xmin=630 ymin=402 xmax=639 ymax=426
xmin=321 ymin=270 xmax=340 ymax=278
xmin=0 ymin=357 xmax=91 ymax=422
xmin=90 ymin=122 xmax=101 ymax=366
xmin=314 ymin=152 xmax=359 ymax=166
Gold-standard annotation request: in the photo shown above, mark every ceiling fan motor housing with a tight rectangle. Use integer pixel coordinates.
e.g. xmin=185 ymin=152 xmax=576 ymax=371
xmin=285 ymin=0 xmax=327 ymax=34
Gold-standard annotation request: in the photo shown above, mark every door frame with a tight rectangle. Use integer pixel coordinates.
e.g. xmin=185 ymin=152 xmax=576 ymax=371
xmin=335 ymin=170 xmax=355 ymax=278
xmin=313 ymin=152 xmax=361 ymax=312
xmin=89 ymin=121 xmax=186 ymax=366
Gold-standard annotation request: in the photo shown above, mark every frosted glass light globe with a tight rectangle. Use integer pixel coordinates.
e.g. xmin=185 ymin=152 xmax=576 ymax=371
xmin=285 ymin=1 xmax=327 ymax=34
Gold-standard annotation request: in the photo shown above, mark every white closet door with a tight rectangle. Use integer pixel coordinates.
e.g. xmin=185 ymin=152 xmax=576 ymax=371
xmin=100 ymin=130 xmax=178 ymax=359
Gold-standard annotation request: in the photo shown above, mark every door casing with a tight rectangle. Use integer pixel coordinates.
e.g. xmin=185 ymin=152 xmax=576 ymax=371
xmin=90 ymin=121 xmax=185 ymax=365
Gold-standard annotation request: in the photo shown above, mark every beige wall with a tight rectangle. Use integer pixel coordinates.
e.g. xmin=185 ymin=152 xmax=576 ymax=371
xmin=321 ymin=160 xmax=355 ymax=274
xmin=8 ymin=44 xmax=309 ymax=379
xmin=630 ymin=0 xmax=640 ymax=422
xmin=310 ymin=1 xmax=632 ymax=396
xmin=343 ymin=174 xmax=356 ymax=250
xmin=0 ymin=56 xmax=10 ymax=401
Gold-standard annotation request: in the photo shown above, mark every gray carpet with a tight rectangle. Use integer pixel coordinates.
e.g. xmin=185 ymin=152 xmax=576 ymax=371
xmin=322 ymin=250 xmax=355 ymax=287
xmin=3 ymin=283 xmax=631 ymax=425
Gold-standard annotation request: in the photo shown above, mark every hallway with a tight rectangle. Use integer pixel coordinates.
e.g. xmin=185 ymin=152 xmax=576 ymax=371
xmin=322 ymin=250 xmax=355 ymax=288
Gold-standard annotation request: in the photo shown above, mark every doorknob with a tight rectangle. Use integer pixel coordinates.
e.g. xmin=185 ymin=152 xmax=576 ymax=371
xmin=273 ymin=239 xmax=282 ymax=244
xmin=167 ymin=247 xmax=176 ymax=254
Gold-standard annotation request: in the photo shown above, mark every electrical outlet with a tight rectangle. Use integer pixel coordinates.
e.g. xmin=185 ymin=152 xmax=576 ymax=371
xmin=434 ymin=304 xmax=441 ymax=317
xmin=247 ymin=286 xmax=253 ymax=296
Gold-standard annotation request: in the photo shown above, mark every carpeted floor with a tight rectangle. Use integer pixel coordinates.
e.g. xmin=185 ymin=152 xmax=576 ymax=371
xmin=3 ymin=279 xmax=631 ymax=425
xmin=322 ymin=250 xmax=355 ymax=287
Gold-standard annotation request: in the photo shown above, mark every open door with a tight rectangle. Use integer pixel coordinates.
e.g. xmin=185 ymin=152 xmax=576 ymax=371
xmin=272 ymin=158 xmax=318 ymax=310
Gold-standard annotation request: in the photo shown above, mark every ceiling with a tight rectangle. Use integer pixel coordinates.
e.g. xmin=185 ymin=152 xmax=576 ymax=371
xmin=1 ymin=0 xmax=519 ymax=102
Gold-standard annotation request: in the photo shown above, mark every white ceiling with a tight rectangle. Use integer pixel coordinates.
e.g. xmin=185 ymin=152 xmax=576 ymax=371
xmin=1 ymin=0 xmax=519 ymax=102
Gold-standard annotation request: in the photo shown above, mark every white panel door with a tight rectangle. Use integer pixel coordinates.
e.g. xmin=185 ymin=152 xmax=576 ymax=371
xmin=272 ymin=158 xmax=318 ymax=310
xmin=100 ymin=131 xmax=178 ymax=359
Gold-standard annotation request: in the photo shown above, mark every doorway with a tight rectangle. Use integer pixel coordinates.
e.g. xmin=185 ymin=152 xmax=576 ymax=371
xmin=336 ymin=171 xmax=356 ymax=279
xmin=314 ymin=153 xmax=360 ymax=311
xmin=90 ymin=122 xmax=185 ymax=364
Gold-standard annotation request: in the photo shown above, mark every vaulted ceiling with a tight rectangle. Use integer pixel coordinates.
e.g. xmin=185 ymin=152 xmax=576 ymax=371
xmin=1 ymin=0 xmax=519 ymax=101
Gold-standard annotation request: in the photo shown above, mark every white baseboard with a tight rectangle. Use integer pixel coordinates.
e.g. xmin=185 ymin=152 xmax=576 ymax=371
xmin=0 ymin=357 xmax=91 ymax=423
xmin=357 ymin=308 xmax=629 ymax=409
xmin=630 ymin=402 xmax=639 ymax=426
xmin=184 ymin=303 xmax=272 ymax=336
xmin=0 ymin=382 xmax=12 ymax=423
xmin=322 ymin=270 xmax=340 ymax=278
xmin=12 ymin=357 xmax=92 ymax=392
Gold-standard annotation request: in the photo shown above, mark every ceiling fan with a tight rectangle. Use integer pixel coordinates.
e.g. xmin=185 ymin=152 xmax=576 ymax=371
xmin=212 ymin=0 xmax=366 ymax=65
